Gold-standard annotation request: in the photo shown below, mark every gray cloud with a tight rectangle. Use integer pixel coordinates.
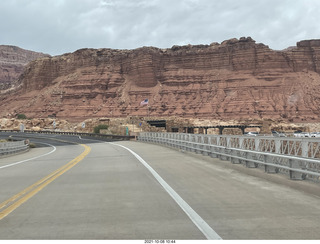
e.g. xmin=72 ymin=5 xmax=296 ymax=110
xmin=1 ymin=0 xmax=320 ymax=55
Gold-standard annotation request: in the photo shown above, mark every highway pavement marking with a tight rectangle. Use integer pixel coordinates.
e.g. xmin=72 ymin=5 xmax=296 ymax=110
xmin=0 ymin=143 xmax=57 ymax=170
xmin=0 ymin=144 xmax=91 ymax=220
xmin=110 ymin=142 xmax=222 ymax=240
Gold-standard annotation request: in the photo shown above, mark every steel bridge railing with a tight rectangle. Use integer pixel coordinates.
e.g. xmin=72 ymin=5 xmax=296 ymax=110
xmin=138 ymin=132 xmax=320 ymax=182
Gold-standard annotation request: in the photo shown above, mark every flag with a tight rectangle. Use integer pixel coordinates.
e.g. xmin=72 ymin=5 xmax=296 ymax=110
xmin=140 ymin=99 xmax=149 ymax=106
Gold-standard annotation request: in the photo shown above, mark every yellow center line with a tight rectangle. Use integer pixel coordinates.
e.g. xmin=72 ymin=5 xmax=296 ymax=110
xmin=0 ymin=144 xmax=91 ymax=220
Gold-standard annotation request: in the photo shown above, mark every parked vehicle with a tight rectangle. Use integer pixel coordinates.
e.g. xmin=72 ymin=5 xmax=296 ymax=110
xmin=310 ymin=132 xmax=320 ymax=138
xmin=294 ymin=132 xmax=309 ymax=137
xmin=272 ymin=131 xmax=286 ymax=137
xmin=246 ymin=131 xmax=259 ymax=136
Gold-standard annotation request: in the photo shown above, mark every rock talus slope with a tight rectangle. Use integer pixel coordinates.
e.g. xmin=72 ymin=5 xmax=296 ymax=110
xmin=1 ymin=37 xmax=320 ymax=122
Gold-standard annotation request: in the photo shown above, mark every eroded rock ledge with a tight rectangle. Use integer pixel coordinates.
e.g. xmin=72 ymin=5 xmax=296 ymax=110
xmin=1 ymin=37 xmax=320 ymax=123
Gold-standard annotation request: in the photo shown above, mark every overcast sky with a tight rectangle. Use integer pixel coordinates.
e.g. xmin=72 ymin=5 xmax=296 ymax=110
xmin=1 ymin=0 xmax=320 ymax=56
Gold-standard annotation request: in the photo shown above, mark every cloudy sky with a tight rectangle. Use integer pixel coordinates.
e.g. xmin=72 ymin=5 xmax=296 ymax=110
xmin=1 ymin=0 xmax=320 ymax=56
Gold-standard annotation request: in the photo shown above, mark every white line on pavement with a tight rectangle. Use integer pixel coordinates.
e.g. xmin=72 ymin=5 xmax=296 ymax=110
xmin=110 ymin=142 xmax=222 ymax=240
xmin=0 ymin=143 xmax=57 ymax=169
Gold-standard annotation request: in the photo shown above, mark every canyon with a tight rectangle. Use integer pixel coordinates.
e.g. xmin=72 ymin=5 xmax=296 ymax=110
xmin=0 ymin=37 xmax=320 ymax=131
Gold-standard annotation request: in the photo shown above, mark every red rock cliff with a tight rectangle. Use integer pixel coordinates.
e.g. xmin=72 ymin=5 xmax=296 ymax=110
xmin=1 ymin=37 xmax=320 ymax=122
xmin=0 ymin=45 xmax=49 ymax=93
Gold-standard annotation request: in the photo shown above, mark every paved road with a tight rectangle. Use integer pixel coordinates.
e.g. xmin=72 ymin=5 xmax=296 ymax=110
xmin=0 ymin=133 xmax=320 ymax=240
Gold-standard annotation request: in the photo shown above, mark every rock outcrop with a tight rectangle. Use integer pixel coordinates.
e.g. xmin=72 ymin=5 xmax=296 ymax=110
xmin=0 ymin=45 xmax=49 ymax=93
xmin=1 ymin=37 xmax=320 ymax=122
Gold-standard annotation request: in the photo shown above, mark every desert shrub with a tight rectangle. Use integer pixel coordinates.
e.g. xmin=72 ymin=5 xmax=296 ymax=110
xmin=16 ymin=114 xmax=27 ymax=119
xmin=29 ymin=143 xmax=36 ymax=148
xmin=93 ymin=124 xmax=109 ymax=134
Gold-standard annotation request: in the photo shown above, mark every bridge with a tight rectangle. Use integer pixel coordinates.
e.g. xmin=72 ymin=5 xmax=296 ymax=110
xmin=183 ymin=124 xmax=262 ymax=134
xmin=146 ymin=120 xmax=262 ymax=134
xmin=0 ymin=131 xmax=320 ymax=240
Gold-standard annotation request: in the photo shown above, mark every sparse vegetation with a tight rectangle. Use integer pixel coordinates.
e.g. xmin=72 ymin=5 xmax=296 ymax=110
xmin=93 ymin=124 xmax=109 ymax=134
xmin=16 ymin=114 xmax=27 ymax=119
xmin=29 ymin=143 xmax=36 ymax=148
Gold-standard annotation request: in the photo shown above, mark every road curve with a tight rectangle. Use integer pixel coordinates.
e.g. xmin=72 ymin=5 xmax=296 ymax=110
xmin=0 ymin=133 xmax=320 ymax=240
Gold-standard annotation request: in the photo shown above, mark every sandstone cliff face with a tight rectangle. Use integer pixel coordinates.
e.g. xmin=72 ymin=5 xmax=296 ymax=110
xmin=0 ymin=45 xmax=49 ymax=93
xmin=1 ymin=37 xmax=320 ymax=122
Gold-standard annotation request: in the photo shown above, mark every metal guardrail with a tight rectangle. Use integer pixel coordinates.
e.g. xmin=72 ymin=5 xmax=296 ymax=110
xmin=0 ymin=140 xmax=29 ymax=157
xmin=138 ymin=132 xmax=320 ymax=182
xmin=0 ymin=130 xmax=133 ymax=157
xmin=0 ymin=130 xmax=135 ymax=141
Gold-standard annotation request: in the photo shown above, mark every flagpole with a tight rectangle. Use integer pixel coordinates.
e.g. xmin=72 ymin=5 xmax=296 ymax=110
xmin=140 ymin=98 xmax=149 ymax=117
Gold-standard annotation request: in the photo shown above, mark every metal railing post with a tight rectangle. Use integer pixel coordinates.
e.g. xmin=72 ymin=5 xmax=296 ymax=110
xmin=289 ymin=159 xmax=306 ymax=180
xmin=244 ymin=151 xmax=257 ymax=168
xmin=264 ymin=155 xmax=279 ymax=173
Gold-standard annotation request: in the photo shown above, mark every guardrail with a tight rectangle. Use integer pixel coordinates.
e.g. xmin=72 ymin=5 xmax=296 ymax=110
xmin=0 ymin=130 xmax=135 ymax=141
xmin=0 ymin=140 xmax=29 ymax=157
xmin=138 ymin=132 xmax=320 ymax=182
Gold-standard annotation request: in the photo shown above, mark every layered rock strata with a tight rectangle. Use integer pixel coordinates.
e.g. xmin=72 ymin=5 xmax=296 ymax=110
xmin=0 ymin=45 xmax=49 ymax=93
xmin=1 ymin=37 xmax=320 ymax=122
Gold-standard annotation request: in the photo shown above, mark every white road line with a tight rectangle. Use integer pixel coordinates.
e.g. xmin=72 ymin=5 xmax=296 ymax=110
xmin=110 ymin=142 xmax=222 ymax=240
xmin=0 ymin=143 xmax=56 ymax=169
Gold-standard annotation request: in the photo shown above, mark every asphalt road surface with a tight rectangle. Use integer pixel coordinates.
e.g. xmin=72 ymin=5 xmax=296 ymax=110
xmin=0 ymin=132 xmax=320 ymax=240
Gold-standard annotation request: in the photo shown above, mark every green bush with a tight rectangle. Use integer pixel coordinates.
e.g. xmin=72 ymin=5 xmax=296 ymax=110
xmin=93 ymin=124 xmax=109 ymax=134
xmin=17 ymin=114 xmax=27 ymax=119
xmin=29 ymin=143 xmax=36 ymax=148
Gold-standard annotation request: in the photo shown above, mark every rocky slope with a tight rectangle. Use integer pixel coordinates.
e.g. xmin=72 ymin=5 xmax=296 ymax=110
xmin=1 ymin=37 xmax=320 ymax=123
xmin=0 ymin=45 xmax=49 ymax=93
